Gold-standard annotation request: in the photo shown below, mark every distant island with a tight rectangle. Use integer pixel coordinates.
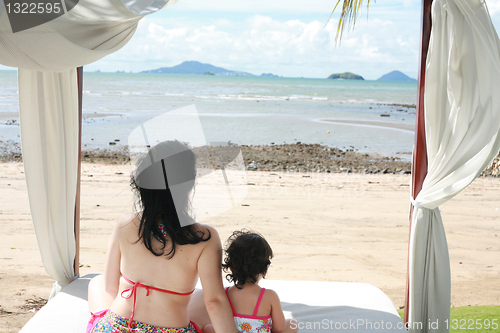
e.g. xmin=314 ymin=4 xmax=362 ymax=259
xmin=142 ymin=61 xmax=258 ymax=76
xmin=260 ymin=73 xmax=281 ymax=78
xmin=327 ymin=72 xmax=364 ymax=80
xmin=377 ymin=70 xmax=417 ymax=82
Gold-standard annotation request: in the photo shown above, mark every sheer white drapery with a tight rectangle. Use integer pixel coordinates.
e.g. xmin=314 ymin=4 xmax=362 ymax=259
xmin=18 ymin=69 xmax=80 ymax=297
xmin=0 ymin=0 xmax=179 ymax=295
xmin=409 ymin=0 xmax=500 ymax=331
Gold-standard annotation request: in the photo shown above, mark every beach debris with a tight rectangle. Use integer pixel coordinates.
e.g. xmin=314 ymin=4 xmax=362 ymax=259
xmin=5 ymin=119 xmax=18 ymax=125
xmin=109 ymin=142 xmax=116 ymax=145
xmin=247 ymin=182 xmax=256 ymax=185
xmin=20 ymin=296 xmax=47 ymax=312
xmin=327 ymin=130 xmax=330 ymax=133
xmin=246 ymin=162 xmax=258 ymax=171
xmin=380 ymin=114 xmax=390 ymax=117
xmin=114 ymin=139 xmax=120 ymax=142
xmin=241 ymin=204 xmax=250 ymax=206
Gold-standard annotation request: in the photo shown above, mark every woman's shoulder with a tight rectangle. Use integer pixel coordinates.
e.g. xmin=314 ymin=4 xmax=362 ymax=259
xmin=193 ymin=223 xmax=220 ymax=243
xmin=194 ymin=223 xmax=217 ymax=234
xmin=112 ymin=213 xmax=140 ymax=234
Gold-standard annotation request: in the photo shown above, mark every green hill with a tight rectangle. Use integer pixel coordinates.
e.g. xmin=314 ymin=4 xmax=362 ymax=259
xmin=377 ymin=70 xmax=416 ymax=82
xmin=142 ymin=61 xmax=254 ymax=76
xmin=327 ymin=72 xmax=364 ymax=80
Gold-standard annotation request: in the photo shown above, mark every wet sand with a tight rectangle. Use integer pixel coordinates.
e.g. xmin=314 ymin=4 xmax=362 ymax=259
xmin=0 ymin=112 xmax=120 ymax=122
xmin=321 ymin=119 xmax=415 ymax=132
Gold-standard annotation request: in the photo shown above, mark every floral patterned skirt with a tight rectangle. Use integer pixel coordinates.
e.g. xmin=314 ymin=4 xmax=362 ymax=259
xmin=87 ymin=310 xmax=201 ymax=333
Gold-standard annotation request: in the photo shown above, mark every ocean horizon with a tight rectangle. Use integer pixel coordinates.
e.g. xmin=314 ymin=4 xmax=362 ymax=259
xmin=0 ymin=71 xmax=417 ymax=158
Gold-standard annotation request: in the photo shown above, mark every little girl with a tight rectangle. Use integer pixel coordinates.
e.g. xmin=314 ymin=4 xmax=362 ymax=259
xmin=203 ymin=230 xmax=297 ymax=333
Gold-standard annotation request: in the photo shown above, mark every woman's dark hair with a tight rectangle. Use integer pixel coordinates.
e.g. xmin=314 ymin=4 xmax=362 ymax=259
xmin=222 ymin=230 xmax=273 ymax=289
xmin=130 ymin=140 xmax=210 ymax=258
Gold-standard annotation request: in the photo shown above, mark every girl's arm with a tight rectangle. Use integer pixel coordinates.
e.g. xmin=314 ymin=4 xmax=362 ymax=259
xmin=197 ymin=226 xmax=238 ymax=333
xmin=268 ymin=290 xmax=286 ymax=333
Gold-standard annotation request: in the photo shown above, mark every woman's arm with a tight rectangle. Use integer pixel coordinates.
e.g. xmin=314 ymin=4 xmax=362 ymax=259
xmin=197 ymin=227 xmax=238 ymax=333
xmin=103 ymin=215 xmax=124 ymax=298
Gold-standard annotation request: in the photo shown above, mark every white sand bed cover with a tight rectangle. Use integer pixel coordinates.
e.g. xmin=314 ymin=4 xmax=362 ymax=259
xmin=20 ymin=274 xmax=406 ymax=333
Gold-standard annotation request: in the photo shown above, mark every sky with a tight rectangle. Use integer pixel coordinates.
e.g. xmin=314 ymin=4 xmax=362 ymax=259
xmin=2 ymin=0 xmax=500 ymax=79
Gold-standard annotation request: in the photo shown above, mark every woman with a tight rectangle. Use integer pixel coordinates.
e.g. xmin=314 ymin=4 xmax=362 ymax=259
xmin=87 ymin=140 xmax=237 ymax=333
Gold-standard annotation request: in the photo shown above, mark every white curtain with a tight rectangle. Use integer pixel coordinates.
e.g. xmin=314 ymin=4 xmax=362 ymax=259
xmin=18 ymin=69 xmax=80 ymax=297
xmin=409 ymin=0 xmax=500 ymax=332
xmin=0 ymin=0 xmax=179 ymax=296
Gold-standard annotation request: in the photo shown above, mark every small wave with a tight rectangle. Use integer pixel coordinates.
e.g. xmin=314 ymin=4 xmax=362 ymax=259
xmin=194 ymin=94 xmax=329 ymax=102
xmin=164 ymin=93 xmax=185 ymax=97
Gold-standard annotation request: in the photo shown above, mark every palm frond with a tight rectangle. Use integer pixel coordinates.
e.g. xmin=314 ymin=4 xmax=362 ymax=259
xmin=327 ymin=0 xmax=371 ymax=43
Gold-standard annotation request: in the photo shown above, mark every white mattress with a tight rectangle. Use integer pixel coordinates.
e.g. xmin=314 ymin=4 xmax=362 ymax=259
xmin=20 ymin=274 xmax=406 ymax=333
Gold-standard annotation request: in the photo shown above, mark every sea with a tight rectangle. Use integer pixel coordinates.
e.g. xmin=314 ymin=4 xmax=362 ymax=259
xmin=0 ymin=70 xmax=417 ymax=159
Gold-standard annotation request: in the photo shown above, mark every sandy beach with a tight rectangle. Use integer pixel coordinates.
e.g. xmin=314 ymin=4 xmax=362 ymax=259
xmin=1 ymin=160 xmax=499 ymax=332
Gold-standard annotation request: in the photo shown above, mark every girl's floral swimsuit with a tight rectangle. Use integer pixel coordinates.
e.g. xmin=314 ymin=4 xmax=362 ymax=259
xmin=87 ymin=275 xmax=201 ymax=333
xmin=225 ymin=287 xmax=272 ymax=333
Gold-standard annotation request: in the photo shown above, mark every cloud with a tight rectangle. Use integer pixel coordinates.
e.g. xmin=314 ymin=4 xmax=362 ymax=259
xmin=95 ymin=14 xmax=419 ymax=79
xmin=487 ymin=0 xmax=500 ymax=15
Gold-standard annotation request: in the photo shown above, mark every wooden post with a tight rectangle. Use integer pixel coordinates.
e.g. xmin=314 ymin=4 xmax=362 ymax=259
xmin=404 ymin=0 xmax=433 ymax=324
xmin=74 ymin=67 xmax=83 ymax=276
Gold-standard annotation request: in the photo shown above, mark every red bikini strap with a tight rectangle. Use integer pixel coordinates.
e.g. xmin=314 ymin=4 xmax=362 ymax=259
xmin=120 ymin=275 xmax=195 ymax=331
xmin=225 ymin=287 xmax=237 ymax=315
xmin=253 ymin=288 xmax=266 ymax=317
xmin=122 ymin=275 xmax=194 ymax=296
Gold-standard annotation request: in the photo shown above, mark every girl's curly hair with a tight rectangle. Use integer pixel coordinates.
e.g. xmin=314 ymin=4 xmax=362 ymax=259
xmin=222 ymin=230 xmax=273 ymax=289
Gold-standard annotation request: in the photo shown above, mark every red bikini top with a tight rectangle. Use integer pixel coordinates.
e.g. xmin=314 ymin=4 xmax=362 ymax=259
xmin=120 ymin=275 xmax=195 ymax=330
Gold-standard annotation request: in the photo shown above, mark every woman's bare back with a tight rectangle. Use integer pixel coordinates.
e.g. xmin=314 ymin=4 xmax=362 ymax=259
xmin=107 ymin=213 xmax=216 ymax=328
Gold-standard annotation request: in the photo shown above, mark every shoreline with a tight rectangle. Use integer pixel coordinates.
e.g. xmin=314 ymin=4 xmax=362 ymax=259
xmin=0 ymin=112 xmax=121 ymax=123
xmin=321 ymin=119 xmax=415 ymax=132
xmin=1 ymin=141 xmax=499 ymax=176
